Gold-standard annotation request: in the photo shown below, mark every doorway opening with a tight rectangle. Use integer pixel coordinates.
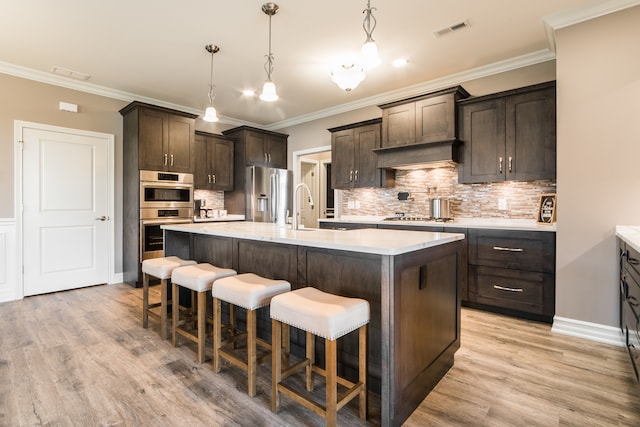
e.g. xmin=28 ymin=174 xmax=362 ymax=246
xmin=293 ymin=146 xmax=334 ymax=229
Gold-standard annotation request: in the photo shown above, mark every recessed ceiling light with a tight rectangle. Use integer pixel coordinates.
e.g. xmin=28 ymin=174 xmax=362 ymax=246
xmin=392 ymin=58 xmax=408 ymax=68
xmin=242 ymin=89 xmax=255 ymax=96
xmin=51 ymin=66 xmax=91 ymax=81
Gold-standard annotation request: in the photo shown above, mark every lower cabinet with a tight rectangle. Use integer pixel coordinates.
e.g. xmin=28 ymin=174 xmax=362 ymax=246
xmin=619 ymin=238 xmax=640 ymax=382
xmin=467 ymin=228 xmax=555 ymax=323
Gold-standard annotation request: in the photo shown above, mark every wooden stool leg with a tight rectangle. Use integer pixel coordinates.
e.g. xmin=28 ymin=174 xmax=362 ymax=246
xmin=282 ymin=323 xmax=290 ymax=364
xmin=326 ymin=338 xmax=337 ymax=427
xmin=142 ymin=273 xmax=150 ymax=328
xmin=306 ymin=331 xmax=314 ymax=392
xmin=359 ymin=324 xmax=368 ymax=420
xmin=191 ymin=290 xmax=197 ymax=330
xmin=213 ymin=297 xmax=222 ymax=373
xmin=247 ymin=309 xmax=257 ymax=397
xmin=159 ymin=278 xmax=168 ymax=340
xmin=271 ymin=319 xmax=282 ymax=413
xmin=172 ymin=282 xmax=179 ymax=347
xmin=197 ymin=291 xmax=207 ymax=363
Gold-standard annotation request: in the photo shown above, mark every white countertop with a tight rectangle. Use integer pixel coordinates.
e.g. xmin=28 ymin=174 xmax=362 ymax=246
xmin=320 ymin=216 xmax=556 ymax=232
xmin=163 ymin=221 xmax=464 ymax=256
xmin=616 ymin=226 xmax=640 ymax=253
xmin=193 ymin=214 xmax=245 ymax=223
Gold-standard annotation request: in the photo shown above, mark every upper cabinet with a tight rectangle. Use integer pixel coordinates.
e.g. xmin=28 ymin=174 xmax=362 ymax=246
xmin=379 ymin=86 xmax=470 ymax=148
xmin=329 ymin=119 xmax=394 ymax=190
xmin=458 ymin=82 xmax=556 ymax=184
xmin=225 ymin=126 xmax=287 ymax=169
xmin=194 ymin=131 xmax=234 ymax=191
xmin=120 ymin=101 xmax=197 ymax=173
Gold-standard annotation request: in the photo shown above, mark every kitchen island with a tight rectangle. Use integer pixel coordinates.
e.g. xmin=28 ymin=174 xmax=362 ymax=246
xmin=162 ymin=222 xmax=465 ymax=426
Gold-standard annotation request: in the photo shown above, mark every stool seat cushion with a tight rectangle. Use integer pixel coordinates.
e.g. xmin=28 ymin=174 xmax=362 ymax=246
xmin=172 ymin=263 xmax=237 ymax=292
xmin=212 ymin=273 xmax=291 ymax=310
xmin=142 ymin=256 xmax=196 ymax=280
xmin=270 ymin=287 xmax=370 ymax=340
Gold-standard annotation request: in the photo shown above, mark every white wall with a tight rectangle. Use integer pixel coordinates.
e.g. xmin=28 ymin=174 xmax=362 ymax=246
xmin=555 ymin=5 xmax=640 ymax=326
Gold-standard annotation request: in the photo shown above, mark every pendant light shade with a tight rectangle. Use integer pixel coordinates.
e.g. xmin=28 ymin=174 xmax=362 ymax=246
xmin=203 ymin=44 xmax=220 ymax=122
xmin=259 ymin=3 xmax=279 ymax=102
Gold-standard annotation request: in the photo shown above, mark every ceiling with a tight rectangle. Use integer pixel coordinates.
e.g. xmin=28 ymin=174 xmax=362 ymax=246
xmin=0 ymin=0 xmax=609 ymax=129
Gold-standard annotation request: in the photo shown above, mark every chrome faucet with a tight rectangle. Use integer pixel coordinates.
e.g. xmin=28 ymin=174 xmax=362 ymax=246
xmin=292 ymin=183 xmax=314 ymax=230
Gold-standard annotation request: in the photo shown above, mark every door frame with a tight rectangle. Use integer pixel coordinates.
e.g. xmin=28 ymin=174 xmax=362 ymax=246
xmin=14 ymin=120 xmax=115 ymax=299
xmin=293 ymin=145 xmax=340 ymax=220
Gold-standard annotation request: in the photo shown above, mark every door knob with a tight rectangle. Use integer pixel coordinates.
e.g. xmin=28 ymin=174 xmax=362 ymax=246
xmin=95 ymin=216 xmax=108 ymax=221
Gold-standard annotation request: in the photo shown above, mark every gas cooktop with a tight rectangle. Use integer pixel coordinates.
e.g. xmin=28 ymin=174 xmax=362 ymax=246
xmin=383 ymin=216 xmax=453 ymax=222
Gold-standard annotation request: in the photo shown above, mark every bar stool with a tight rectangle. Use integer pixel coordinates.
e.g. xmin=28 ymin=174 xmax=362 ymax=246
xmin=171 ymin=263 xmax=236 ymax=363
xmin=270 ymin=287 xmax=370 ymax=427
xmin=212 ymin=273 xmax=291 ymax=397
xmin=141 ymin=256 xmax=196 ymax=340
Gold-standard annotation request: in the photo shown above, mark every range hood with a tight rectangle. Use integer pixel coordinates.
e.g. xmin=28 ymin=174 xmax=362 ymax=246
xmin=373 ymin=139 xmax=461 ymax=170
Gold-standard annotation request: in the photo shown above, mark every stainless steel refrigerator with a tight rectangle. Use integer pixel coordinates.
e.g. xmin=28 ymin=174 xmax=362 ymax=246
xmin=245 ymin=166 xmax=292 ymax=225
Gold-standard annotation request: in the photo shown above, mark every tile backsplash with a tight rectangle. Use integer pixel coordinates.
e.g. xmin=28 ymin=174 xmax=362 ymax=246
xmin=194 ymin=189 xmax=225 ymax=211
xmin=339 ymin=167 xmax=556 ymax=219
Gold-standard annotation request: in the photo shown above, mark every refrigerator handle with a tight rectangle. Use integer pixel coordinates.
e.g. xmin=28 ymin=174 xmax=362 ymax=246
xmin=271 ymin=172 xmax=278 ymax=222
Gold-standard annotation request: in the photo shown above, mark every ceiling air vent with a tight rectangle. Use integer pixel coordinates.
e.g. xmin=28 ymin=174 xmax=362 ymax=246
xmin=51 ymin=66 xmax=91 ymax=81
xmin=433 ymin=20 xmax=470 ymax=37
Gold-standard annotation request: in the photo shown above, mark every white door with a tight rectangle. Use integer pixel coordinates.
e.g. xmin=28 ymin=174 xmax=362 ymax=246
xmin=300 ymin=160 xmax=319 ymax=228
xmin=22 ymin=125 xmax=111 ymax=296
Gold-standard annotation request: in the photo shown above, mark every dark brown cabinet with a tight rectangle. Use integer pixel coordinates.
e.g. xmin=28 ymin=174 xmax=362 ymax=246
xmin=121 ymin=102 xmax=196 ymax=173
xmin=379 ymin=86 xmax=469 ymax=148
xmin=222 ymin=126 xmax=288 ymax=215
xmin=619 ymin=239 xmax=640 ymax=382
xmin=467 ymin=228 xmax=555 ymax=322
xmin=194 ymin=131 xmax=234 ymax=191
xmin=329 ymin=119 xmax=394 ymax=190
xmin=458 ymin=81 xmax=556 ymax=183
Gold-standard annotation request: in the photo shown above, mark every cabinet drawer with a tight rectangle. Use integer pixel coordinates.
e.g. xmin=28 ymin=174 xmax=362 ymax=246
xmin=469 ymin=229 xmax=555 ymax=273
xmin=469 ymin=265 xmax=554 ymax=316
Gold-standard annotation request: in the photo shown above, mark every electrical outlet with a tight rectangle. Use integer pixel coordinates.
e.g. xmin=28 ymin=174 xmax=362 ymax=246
xmin=347 ymin=201 xmax=355 ymax=209
xmin=355 ymin=200 xmax=361 ymax=209
xmin=498 ymin=198 xmax=507 ymax=210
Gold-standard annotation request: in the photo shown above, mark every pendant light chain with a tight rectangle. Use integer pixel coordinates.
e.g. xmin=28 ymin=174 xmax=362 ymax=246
xmin=265 ymin=11 xmax=274 ymax=81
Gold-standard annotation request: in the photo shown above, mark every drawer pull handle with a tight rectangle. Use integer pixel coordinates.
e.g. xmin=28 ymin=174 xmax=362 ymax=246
xmin=493 ymin=284 xmax=523 ymax=293
xmin=628 ymin=257 xmax=640 ymax=265
xmin=493 ymin=246 xmax=524 ymax=252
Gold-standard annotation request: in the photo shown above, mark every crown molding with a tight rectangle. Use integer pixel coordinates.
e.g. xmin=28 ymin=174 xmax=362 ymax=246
xmin=543 ymin=0 xmax=640 ymax=51
xmin=265 ymin=49 xmax=555 ymax=131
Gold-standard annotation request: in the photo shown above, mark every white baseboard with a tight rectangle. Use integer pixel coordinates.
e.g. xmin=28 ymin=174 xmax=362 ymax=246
xmin=110 ymin=272 xmax=124 ymax=284
xmin=552 ymin=316 xmax=624 ymax=347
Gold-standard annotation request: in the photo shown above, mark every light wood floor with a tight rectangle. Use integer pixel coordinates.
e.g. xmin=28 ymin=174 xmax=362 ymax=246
xmin=0 ymin=283 xmax=638 ymax=426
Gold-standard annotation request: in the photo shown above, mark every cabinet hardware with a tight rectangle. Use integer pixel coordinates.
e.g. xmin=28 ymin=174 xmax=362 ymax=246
xmin=349 ymin=170 xmax=353 ymax=182
xmin=629 ymin=257 xmax=640 ymax=265
xmin=268 ymin=153 xmax=271 ymax=163
xmin=499 ymin=157 xmax=503 ymax=173
xmin=355 ymin=169 xmax=359 ymax=182
xmin=492 ymin=246 xmax=524 ymax=252
xmin=212 ymin=174 xmax=216 ymax=184
xmin=629 ymin=295 xmax=639 ymax=308
xmin=493 ymin=284 xmax=523 ymax=293
xmin=208 ymin=174 xmax=212 ymax=184
xmin=508 ymin=156 xmax=512 ymax=172
xmin=164 ymin=153 xmax=168 ymax=166
xmin=170 ymin=154 xmax=174 ymax=166
xmin=264 ymin=153 xmax=268 ymax=164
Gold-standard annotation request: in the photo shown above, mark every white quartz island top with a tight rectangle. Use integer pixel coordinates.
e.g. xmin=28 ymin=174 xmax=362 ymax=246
xmin=616 ymin=226 xmax=640 ymax=252
xmin=320 ymin=216 xmax=557 ymax=232
xmin=163 ymin=221 xmax=464 ymax=256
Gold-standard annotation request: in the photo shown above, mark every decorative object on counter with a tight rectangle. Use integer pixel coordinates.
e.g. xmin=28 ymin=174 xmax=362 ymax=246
xmin=270 ymin=287 xmax=370 ymax=425
xmin=536 ymin=193 xmax=556 ymax=224
xmin=212 ymin=273 xmax=291 ymax=397
xmin=203 ymin=44 xmax=220 ymax=122
xmin=259 ymin=3 xmax=279 ymax=102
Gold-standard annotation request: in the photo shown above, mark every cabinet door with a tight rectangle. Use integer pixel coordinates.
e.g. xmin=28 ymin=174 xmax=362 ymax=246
xmin=381 ymin=102 xmax=416 ymax=148
xmin=211 ymin=137 xmax=234 ymax=190
xmin=266 ymin=135 xmax=287 ymax=168
xmin=415 ymin=94 xmax=456 ymax=143
xmin=331 ymin=129 xmax=355 ymax=189
xmin=193 ymin=134 xmax=209 ymax=188
xmin=138 ymin=108 xmax=168 ymax=171
xmin=245 ymin=132 xmax=267 ymax=165
xmin=459 ymin=99 xmax=506 ymax=183
xmin=353 ymin=123 xmax=381 ymax=188
xmin=167 ymin=115 xmax=194 ymax=173
xmin=506 ymin=86 xmax=556 ymax=181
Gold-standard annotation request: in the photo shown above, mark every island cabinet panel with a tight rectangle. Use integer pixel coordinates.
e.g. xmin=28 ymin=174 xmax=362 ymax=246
xmin=391 ymin=242 xmax=462 ymax=425
xmin=192 ymin=234 xmax=234 ymax=269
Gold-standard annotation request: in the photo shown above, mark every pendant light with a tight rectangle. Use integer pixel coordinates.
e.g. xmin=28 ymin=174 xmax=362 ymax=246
xmin=203 ymin=44 xmax=220 ymax=122
xmin=361 ymin=0 xmax=381 ymax=69
xmin=260 ymin=2 xmax=279 ymax=102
